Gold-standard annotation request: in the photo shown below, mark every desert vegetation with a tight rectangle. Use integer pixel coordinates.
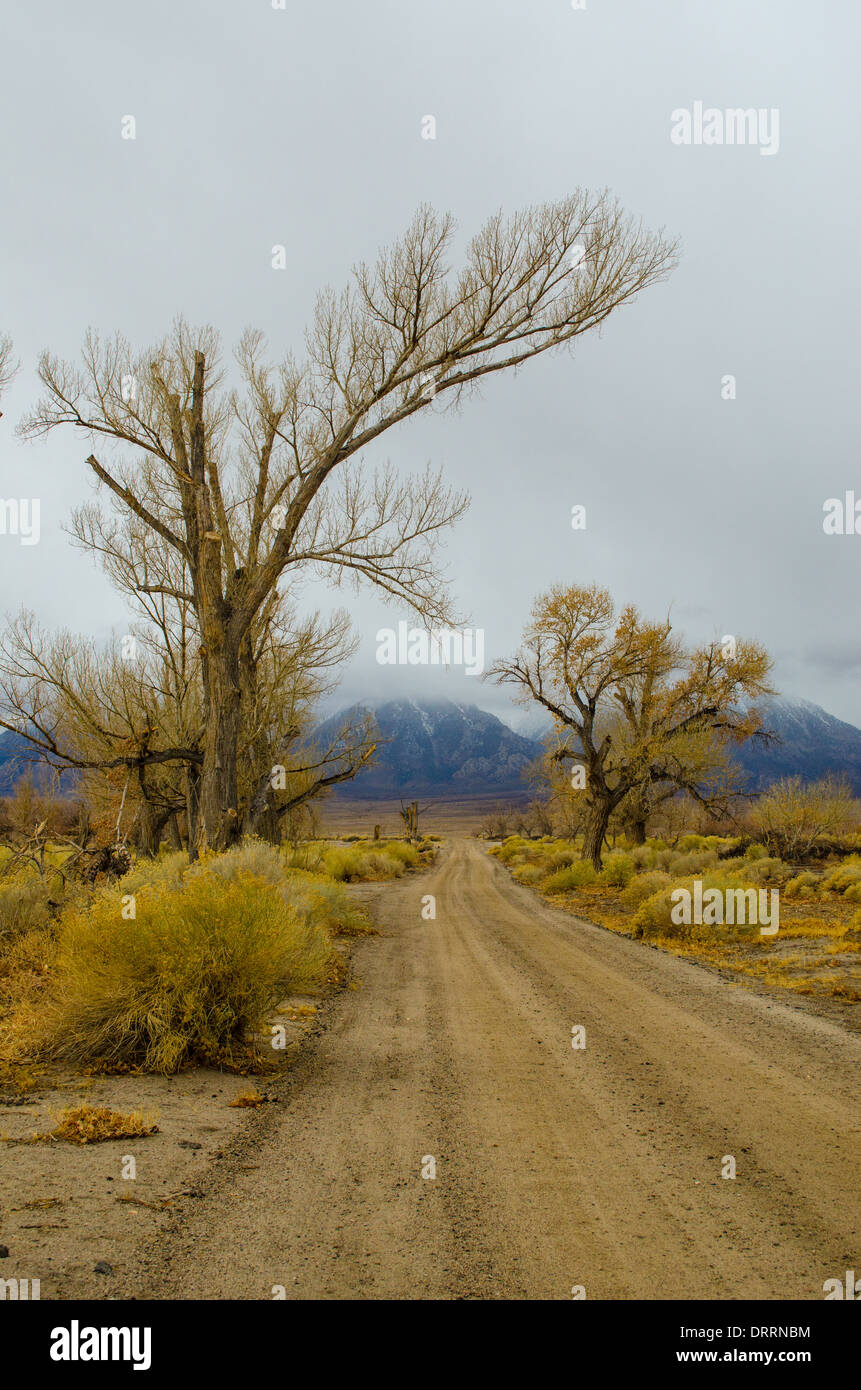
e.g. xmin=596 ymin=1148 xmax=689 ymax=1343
xmin=0 ymin=830 xmax=432 ymax=1079
xmin=490 ymin=803 xmax=861 ymax=1003
xmin=0 ymin=197 xmax=674 ymax=1089
xmin=0 ymin=198 xmax=674 ymax=856
xmin=490 ymin=583 xmax=773 ymax=868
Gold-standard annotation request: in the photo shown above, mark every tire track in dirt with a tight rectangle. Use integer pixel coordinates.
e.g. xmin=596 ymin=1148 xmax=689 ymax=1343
xmin=114 ymin=839 xmax=860 ymax=1300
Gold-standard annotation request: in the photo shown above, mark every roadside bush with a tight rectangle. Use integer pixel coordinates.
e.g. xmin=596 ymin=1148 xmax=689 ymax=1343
xmin=543 ymin=862 xmax=597 ymax=892
xmin=620 ymin=870 xmax=672 ymax=912
xmin=322 ymin=846 xmax=372 ymax=881
xmin=714 ymin=855 xmax=745 ymax=874
xmin=676 ymin=834 xmax=707 ymax=852
xmin=631 ymin=845 xmax=660 ymax=871
xmin=282 ymin=844 xmax=326 ymax=873
xmin=821 ymin=857 xmax=861 ymax=895
xmin=361 ymin=850 xmax=407 ymax=879
xmin=632 ymin=872 xmax=763 ymax=942
xmin=548 ymin=849 xmax=578 ymax=871
xmin=494 ymin=837 xmax=531 ymax=865
xmin=515 ymin=864 xmax=547 ymax=886
xmin=205 ymin=840 xmax=284 ymax=887
xmin=599 ymin=852 xmax=636 ymax=889
xmin=0 ymin=875 xmax=59 ymax=940
xmin=370 ymin=840 xmax=420 ymax=869
xmin=322 ymin=842 xmax=411 ymax=881
xmin=117 ymin=850 xmax=190 ymax=897
xmin=737 ymin=855 xmax=787 ymax=885
xmin=0 ymin=924 xmax=55 ymax=1062
xmin=43 ymin=867 xmax=331 ymax=1072
xmin=281 ymin=870 xmax=372 ymax=938
xmin=666 ymin=850 xmax=719 ymax=877
xmin=784 ymin=871 xmax=820 ymax=900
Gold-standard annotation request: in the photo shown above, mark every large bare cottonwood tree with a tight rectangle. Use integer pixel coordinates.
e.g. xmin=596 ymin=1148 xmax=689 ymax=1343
xmin=19 ymin=196 xmax=676 ymax=849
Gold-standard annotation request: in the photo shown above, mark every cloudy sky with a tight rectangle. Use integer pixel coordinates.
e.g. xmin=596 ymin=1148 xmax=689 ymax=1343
xmin=2 ymin=0 xmax=859 ymax=730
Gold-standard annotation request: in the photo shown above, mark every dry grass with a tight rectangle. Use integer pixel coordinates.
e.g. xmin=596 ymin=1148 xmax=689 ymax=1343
xmin=491 ymin=834 xmax=861 ymax=1006
xmin=41 ymin=866 xmax=333 ymax=1073
xmin=45 ymin=1104 xmax=159 ymax=1144
xmin=0 ymin=835 xmax=386 ymax=1081
xmin=228 ymin=1089 xmax=267 ymax=1108
xmin=0 ymin=926 xmax=55 ymax=1071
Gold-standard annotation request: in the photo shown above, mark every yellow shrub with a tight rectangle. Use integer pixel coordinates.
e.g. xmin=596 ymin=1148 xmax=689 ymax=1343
xmin=784 ymin=871 xmax=820 ymax=900
xmin=322 ymin=845 xmax=406 ymax=881
xmin=49 ymin=1104 xmax=158 ymax=1144
xmin=822 ymin=857 xmax=861 ymax=895
xmin=281 ymin=870 xmax=373 ymax=937
xmin=599 ymin=852 xmax=636 ymax=888
xmin=543 ymin=862 xmax=597 ymax=891
xmin=632 ymin=872 xmax=766 ymax=941
xmin=620 ymin=870 xmax=672 ymax=911
xmin=42 ymin=867 xmax=331 ymax=1073
xmin=116 ymin=850 xmax=190 ymax=897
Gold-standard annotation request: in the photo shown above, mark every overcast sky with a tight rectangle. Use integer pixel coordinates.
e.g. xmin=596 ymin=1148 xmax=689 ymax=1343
xmin=2 ymin=0 xmax=859 ymax=731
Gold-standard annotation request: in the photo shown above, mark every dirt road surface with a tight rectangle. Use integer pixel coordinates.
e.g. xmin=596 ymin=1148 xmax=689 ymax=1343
xmin=118 ymin=839 xmax=860 ymax=1300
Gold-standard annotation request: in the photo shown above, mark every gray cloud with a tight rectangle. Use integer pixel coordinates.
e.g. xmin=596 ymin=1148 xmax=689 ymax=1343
xmin=1 ymin=0 xmax=859 ymax=728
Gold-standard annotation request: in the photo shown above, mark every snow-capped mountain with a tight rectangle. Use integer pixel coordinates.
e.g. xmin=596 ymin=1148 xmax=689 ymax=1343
xmin=3 ymin=694 xmax=861 ymax=802
xmin=313 ymin=694 xmax=861 ymax=799
xmin=731 ymin=696 xmax=861 ymax=792
xmin=313 ymin=698 xmax=542 ymax=797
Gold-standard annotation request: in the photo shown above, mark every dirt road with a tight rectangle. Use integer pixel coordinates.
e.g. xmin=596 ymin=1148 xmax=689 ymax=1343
xmin=120 ymin=839 xmax=860 ymax=1300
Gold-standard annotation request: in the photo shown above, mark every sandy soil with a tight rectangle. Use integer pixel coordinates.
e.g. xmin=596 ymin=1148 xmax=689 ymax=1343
xmin=30 ymin=835 xmax=853 ymax=1302
xmin=317 ymin=793 xmax=527 ymax=838
xmin=0 ymin=996 xmax=328 ymax=1298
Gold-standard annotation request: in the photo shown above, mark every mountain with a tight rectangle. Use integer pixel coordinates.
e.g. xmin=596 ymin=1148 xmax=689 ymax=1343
xmin=3 ymin=694 xmax=860 ymax=805
xmin=0 ymin=730 xmax=50 ymax=793
xmin=317 ymin=695 xmax=861 ymax=801
xmin=491 ymin=696 xmax=861 ymax=796
xmin=731 ymin=697 xmax=861 ymax=793
xmin=315 ymin=698 xmax=542 ymax=798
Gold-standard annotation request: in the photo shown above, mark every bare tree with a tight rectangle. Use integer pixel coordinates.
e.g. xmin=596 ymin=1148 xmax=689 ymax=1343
xmin=751 ymin=775 xmax=857 ymax=859
xmin=0 ymin=596 xmax=378 ymax=854
xmin=399 ymin=798 xmax=434 ymax=841
xmin=0 ymin=334 xmax=18 ymax=416
xmin=19 ymin=196 xmax=676 ymax=849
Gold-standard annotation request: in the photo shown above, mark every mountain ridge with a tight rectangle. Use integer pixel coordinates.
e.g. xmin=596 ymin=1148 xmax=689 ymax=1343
xmin=315 ymin=694 xmax=861 ymax=799
xmin=3 ymin=694 xmax=861 ymax=800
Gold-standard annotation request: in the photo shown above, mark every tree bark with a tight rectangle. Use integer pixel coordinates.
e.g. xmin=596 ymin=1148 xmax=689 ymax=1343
xmin=166 ymin=811 xmax=183 ymax=851
xmin=135 ymin=801 xmax=170 ymax=857
xmin=628 ymin=817 xmax=648 ymax=846
xmin=198 ymin=642 xmax=243 ymax=852
xmin=183 ymin=764 xmax=200 ymax=859
xmin=582 ymin=797 xmax=612 ymax=870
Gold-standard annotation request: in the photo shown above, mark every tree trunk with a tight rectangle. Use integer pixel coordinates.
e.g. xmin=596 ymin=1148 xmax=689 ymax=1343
xmin=166 ymin=811 xmax=183 ymax=851
xmin=183 ymin=764 xmax=200 ymax=859
xmin=628 ymin=817 xmax=648 ymax=846
xmin=133 ymin=766 xmax=169 ymax=857
xmin=135 ymin=802 xmax=170 ymax=857
xmin=259 ymin=805 xmax=281 ymax=846
xmin=582 ymin=797 xmax=612 ymax=870
xmin=198 ymin=644 xmax=243 ymax=852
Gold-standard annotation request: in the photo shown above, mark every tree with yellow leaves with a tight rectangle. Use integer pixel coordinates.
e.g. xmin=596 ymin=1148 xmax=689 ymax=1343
xmin=490 ymin=584 xmax=773 ymax=867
